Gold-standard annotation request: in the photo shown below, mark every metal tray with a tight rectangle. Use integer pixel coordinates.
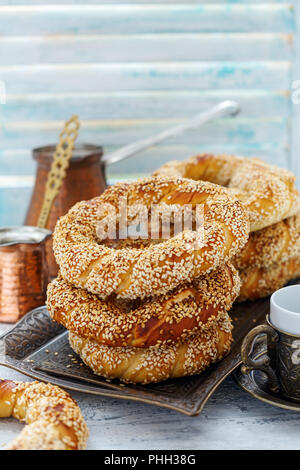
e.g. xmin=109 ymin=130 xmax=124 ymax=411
xmin=0 ymin=285 xmax=297 ymax=416
xmin=233 ymin=338 xmax=300 ymax=412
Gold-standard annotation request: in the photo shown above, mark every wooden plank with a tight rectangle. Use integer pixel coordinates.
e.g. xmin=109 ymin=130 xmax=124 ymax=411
xmin=0 ymin=143 xmax=289 ymax=177
xmin=0 ymin=118 xmax=288 ymax=149
xmin=0 ymin=187 xmax=32 ymax=226
xmin=1 ymin=90 xmax=290 ymax=121
xmin=0 ymin=139 xmax=290 ymax=225
xmin=290 ymin=2 xmax=300 ymax=176
xmin=0 ymin=33 xmax=293 ymax=65
xmin=0 ymin=363 xmax=299 ymax=451
xmin=0 ymin=62 xmax=292 ymax=93
xmin=0 ymin=5 xmax=294 ymax=35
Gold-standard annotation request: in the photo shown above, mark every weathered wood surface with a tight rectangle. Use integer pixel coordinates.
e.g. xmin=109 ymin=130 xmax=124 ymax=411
xmin=0 ymin=322 xmax=299 ymax=450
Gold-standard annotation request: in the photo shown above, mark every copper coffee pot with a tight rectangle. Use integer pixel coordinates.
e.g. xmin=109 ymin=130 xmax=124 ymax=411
xmin=24 ymin=101 xmax=240 ymax=277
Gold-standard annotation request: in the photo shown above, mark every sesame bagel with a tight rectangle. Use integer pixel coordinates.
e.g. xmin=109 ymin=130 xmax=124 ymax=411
xmin=233 ymin=213 xmax=300 ymax=271
xmin=238 ymin=257 xmax=300 ymax=302
xmin=47 ymin=263 xmax=240 ymax=348
xmin=53 ymin=176 xmax=249 ymax=300
xmin=69 ymin=312 xmax=232 ymax=384
xmin=0 ymin=380 xmax=88 ymax=450
xmin=154 ymin=154 xmax=300 ymax=232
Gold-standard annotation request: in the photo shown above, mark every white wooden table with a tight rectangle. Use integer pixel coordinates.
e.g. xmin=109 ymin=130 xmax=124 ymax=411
xmin=1 ymin=322 xmax=300 ymax=450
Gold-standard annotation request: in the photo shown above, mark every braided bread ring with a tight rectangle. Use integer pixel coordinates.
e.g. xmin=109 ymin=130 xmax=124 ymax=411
xmin=233 ymin=213 xmax=300 ymax=271
xmin=47 ymin=264 xmax=240 ymax=348
xmin=154 ymin=154 xmax=300 ymax=232
xmin=238 ymin=257 xmax=300 ymax=302
xmin=53 ymin=176 xmax=249 ymax=300
xmin=0 ymin=380 xmax=88 ymax=450
xmin=69 ymin=312 xmax=232 ymax=384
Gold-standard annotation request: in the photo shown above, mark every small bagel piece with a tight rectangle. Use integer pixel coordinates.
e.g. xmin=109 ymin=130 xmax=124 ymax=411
xmin=233 ymin=213 xmax=300 ymax=271
xmin=69 ymin=313 xmax=233 ymax=385
xmin=0 ymin=380 xmax=88 ymax=450
xmin=238 ymin=257 xmax=300 ymax=302
xmin=47 ymin=263 xmax=240 ymax=348
xmin=154 ymin=154 xmax=300 ymax=232
xmin=53 ymin=176 xmax=249 ymax=300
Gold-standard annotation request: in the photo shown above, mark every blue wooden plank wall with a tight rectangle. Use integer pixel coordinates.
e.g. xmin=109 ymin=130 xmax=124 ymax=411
xmin=0 ymin=0 xmax=297 ymax=225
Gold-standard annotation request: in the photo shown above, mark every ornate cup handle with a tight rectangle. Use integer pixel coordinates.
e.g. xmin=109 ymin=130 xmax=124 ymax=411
xmin=0 ymin=337 xmax=5 ymax=366
xmin=241 ymin=324 xmax=280 ymax=393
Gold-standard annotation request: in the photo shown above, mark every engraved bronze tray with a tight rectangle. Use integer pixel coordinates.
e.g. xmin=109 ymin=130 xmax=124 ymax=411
xmin=1 ymin=281 xmax=298 ymax=416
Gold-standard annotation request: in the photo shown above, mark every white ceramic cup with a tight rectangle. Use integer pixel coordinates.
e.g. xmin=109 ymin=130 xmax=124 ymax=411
xmin=270 ymin=285 xmax=300 ymax=335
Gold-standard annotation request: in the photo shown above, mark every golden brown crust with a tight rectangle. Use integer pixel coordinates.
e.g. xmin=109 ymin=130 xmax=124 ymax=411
xmin=233 ymin=213 xmax=300 ymax=270
xmin=0 ymin=380 xmax=88 ymax=450
xmin=53 ymin=176 xmax=249 ymax=300
xmin=47 ymin=264 xmax=240 ymax=348
xmin=154 ymin=154 xmax=300 ymax=232
xmin=69 ymin=312 xmax=233 ymax=384
xmin=238 ymin=257 xmax=300 ymax=302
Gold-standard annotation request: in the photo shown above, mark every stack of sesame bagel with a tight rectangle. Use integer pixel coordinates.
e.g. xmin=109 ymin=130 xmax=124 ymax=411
xmin=154 ymin=154 xmax=300 ymax=301
xmin=47 ymin=176 xmax=250 ymax=384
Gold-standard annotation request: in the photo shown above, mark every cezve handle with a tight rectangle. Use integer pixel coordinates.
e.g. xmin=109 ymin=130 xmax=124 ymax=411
xmin=102 ymin=100 xmax=240 ymax=166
